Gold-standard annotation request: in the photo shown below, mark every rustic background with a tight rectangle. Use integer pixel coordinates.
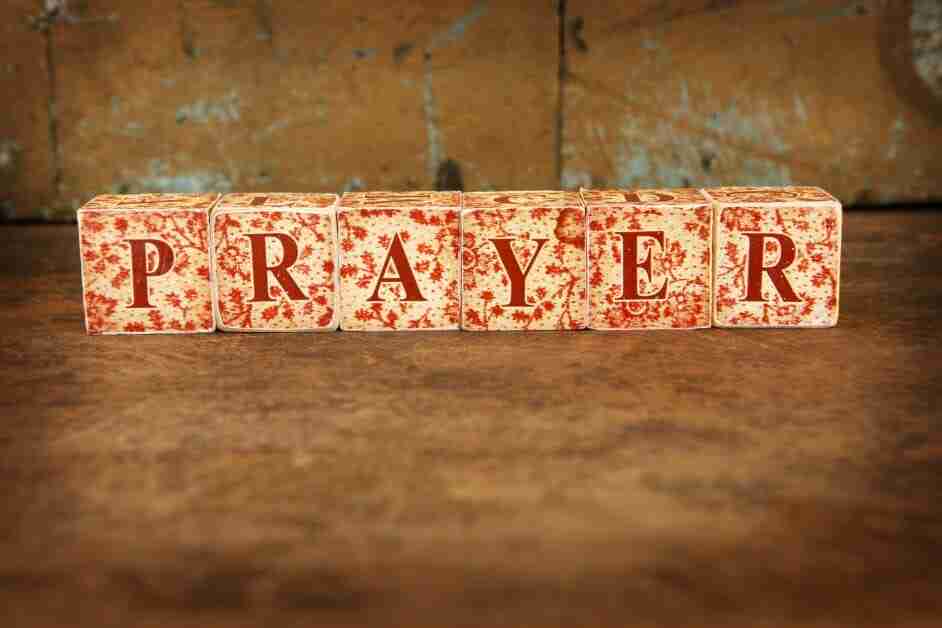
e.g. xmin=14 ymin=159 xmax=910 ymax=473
xmin=1 ymin=0 xmax=941 ymax=220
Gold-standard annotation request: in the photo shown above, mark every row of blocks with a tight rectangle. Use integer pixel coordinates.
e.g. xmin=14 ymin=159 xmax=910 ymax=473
xmin=77 ymin=188 xmax=842 ymax=334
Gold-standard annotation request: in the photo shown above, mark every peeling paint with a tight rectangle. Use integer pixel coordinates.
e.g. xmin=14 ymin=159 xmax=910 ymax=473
xmin=115 ymin=160 xmax=233 ymax=194
xmin=886 ymin=116 xmax=908 ymax=161
xmin=422 ymin=1 xmax=489 ymax=183
xmin=793 ymin=93 xmax=808 ymax=122
xmin=342 ymin=177 xmax=366 ymax=193
xmin=175 ymin=91 xmax=241 ymax=124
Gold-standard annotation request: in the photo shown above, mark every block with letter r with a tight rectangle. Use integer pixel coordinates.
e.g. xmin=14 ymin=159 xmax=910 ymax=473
xmin=210 ymin=193 xmax=340 ymax=332
xmin=77 ymin=194 xmax=219 ymax=334
xmin=705 ymin=187 xmax=841 ymax=328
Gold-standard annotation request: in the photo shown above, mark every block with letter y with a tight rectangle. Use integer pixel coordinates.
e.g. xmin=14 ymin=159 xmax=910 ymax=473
xmin=210 ymin=193 xmax=340 ymax=332
xmin=705 ymin=187 xmax=841 ymax=328
xmin=461 ymin=191 xmax=587 ymax=331
xmin=77 ymin=194 xmax=219 ymax=334
xmin=583 ymin=188 xmax=712 ymax=330
xmin=338 ymin=191 xmax=461 ymax=331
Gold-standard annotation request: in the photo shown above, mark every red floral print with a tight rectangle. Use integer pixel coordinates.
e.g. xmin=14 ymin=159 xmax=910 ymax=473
xmin=338 ymin=192 xmax=461 ymax=331
xmin=707 ymin=187 xmax=841 ymax=327
xmin=211 ymin=193 xmax=339 ymax=331
xmin=461 ymin=191 xmax=587 ymax=331
xmin=77 ymin=194 xmax=217 ymax=335
xmin=584 ymin=188 xmax=711 ymax=330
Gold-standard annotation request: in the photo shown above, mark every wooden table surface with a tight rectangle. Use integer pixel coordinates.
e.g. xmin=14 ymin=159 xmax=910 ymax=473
xmin=1 ymin=211 xmax=940 ymax=627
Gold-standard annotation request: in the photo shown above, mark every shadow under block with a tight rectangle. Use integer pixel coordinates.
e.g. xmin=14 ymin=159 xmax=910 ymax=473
xmin=77 ymin=194 xmax=218 ymax=334
xmin=210 ymin=193 xmax=340 ymax=332
xmin=705 ymin=186 xmax=842 ymax=328
xmin=338 ymin=192 xmax=461 ymax=331
xmin=461 ymin=191 xmax=588 ymax=331
xmin=583 ymin=188 xmax=712 ymax=330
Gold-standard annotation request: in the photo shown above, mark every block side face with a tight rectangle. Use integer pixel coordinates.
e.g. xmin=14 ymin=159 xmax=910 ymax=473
xmin=80 ymin=193 xmax=220 ymax=212
xmin=217 ymin=193 xmax=338 ymax=210
xmin=582 ymin=188 xmax=708 ymax=207
xmin=703 ymin=186 xmax=838 ymax=205
xmin=339 ymin=191 xmax=461 ymax=209
xmin=462 ymin=191 xmax=583 ymax=209
xmin=713 ymin=204 xmax=841 ymax=327
xmin=338 ymin=207 xmax=461 ymax=331
xmin=78 ymin=209 xmax=214 ymax=334
xmin=588 ymin=205 xmax=712 ymax=330
xmin=461 ymin=206 xmax=587 ymax=331
xmin=211 ymin=210 xmax=338 ymax=331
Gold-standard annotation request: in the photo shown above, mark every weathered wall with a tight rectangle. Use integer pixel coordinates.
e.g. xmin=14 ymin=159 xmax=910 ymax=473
xmin=1 ymin=0 xmax=941 ymax=220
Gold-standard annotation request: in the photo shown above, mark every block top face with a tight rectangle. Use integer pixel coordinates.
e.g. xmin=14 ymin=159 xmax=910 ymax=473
xmin=703 ymin=186 xmax=838 ymax=206
xmin=462 ymin=191 xmax=583 ymax=209
xmin=340 ymin=191 xmax=461 ymax=210
xmin=216 ymin=193 xmax=338 ymax=211
xmin=581 ymin=188 xmax=708 ymax=207
xmin=79 ymin=193 xmax=220 ymax=213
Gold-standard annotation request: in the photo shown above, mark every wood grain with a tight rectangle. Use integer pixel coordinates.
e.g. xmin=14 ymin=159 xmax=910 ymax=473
xmin=1 ymin=210 xmax=940 ymax=626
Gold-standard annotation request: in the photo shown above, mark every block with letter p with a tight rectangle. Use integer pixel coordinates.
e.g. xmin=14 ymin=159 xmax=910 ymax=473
xmin=77 ymin=194 xmax=218 ymax=335
xmin=210 ymin=193 xmax=340 ymax=332
xmin=705 ymin=186 xmax=842 ymax=328
xmin=338 ymin=191 xmax=461 ymax=331
xmin=461 ymin=191 xmax=588 ymax=331
xmin=583 ymin=188 xmax=712 ymax=330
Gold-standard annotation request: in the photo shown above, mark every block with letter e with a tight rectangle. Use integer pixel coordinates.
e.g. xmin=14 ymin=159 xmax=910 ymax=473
xmin=211 ymin=193 xmax=340 ymax=332
xmin=705 ymin=186 xmax=842 ymax=328
xmin=338 ymin=191 xmax=461 ymax=331
xmin=461 ymin=191 xmax=587 ymax=331
xmin=77 ymin=194 xmax=218 ymax=335
xmin=582 ymin=188 xmax=712 ymax=330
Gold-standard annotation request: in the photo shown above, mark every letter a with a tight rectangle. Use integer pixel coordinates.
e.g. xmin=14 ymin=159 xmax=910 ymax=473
xmin=127 ymin=239 xmax=175 ymax=308
xmin=617 ymin=231 xmax=668 ymax=301
xmin=489 ymin=238 xmax=549 ymax=307
xmin=743 ymin=232 xmax=801 ymax=302
xmin=367 ymin=234 xmax=426 ymax=302
xmin=245 ymin=233 xmax=307 ymax=302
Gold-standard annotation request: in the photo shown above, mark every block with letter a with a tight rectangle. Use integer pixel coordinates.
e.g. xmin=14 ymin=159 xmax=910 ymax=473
xmin=705 ymin=187 xmax=842 ymax=328
xmin=583 ymin=188 xmax=712 ymax=330
xmin=461 ymin=191 xmax=587 ymax=331
xmin=338 ymin=191 xmax=461 ymax=331
xmin=210 ymin=193 xmax=340 ymax=332
xmin=77 ymin=194 xmax=219 ymax=334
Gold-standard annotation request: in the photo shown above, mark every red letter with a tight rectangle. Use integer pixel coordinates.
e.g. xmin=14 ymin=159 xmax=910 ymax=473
xmin=367 ymin=233 xmax=426 ymax=302
xmin=618 ymin=231 xmax=668 ymax=301
xmin=245 ymin=233 xmax=307 ymax=303
xmin=743 ymin=232 xmax=801 ymax=302
xmin=489 ymin=238 xmax=549 ymax=307
xmin=127 ymin=239 xmax=174 ymax=308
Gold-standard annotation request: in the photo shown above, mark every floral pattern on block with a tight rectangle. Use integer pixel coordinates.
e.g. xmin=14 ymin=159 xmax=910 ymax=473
xmin=338 ymin=208 xmax=461 ymax=330
xmin=212 ymin=210 xmax=338 ymax=330
xmin=713 ymin=204 xmax=841 ymax=327
xmin=587 ymin=202 xmax=711 ymax=329
xmin=79 ymin=208 xmax=214 ymax=334
xmin=705 ymin=186 xmax=837 ymax=205
xmin=462 ymin=205 xmax=587 ymax=331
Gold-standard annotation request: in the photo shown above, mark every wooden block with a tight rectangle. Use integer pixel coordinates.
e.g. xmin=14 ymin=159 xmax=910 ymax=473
xmin=706 ymin=186 xmax=842 ymax=328
xmin=77 ymin=194 xmax=218 ymax=334
xmin=583 ymin=188 xmax=711 ymax=330
xmin=461 ymin=192 xmax=588 ymax=331
xmin=338 ymin=192 xmax=461 ymax=331
xmin=210 ymin=193 xmax=339 ymax=332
